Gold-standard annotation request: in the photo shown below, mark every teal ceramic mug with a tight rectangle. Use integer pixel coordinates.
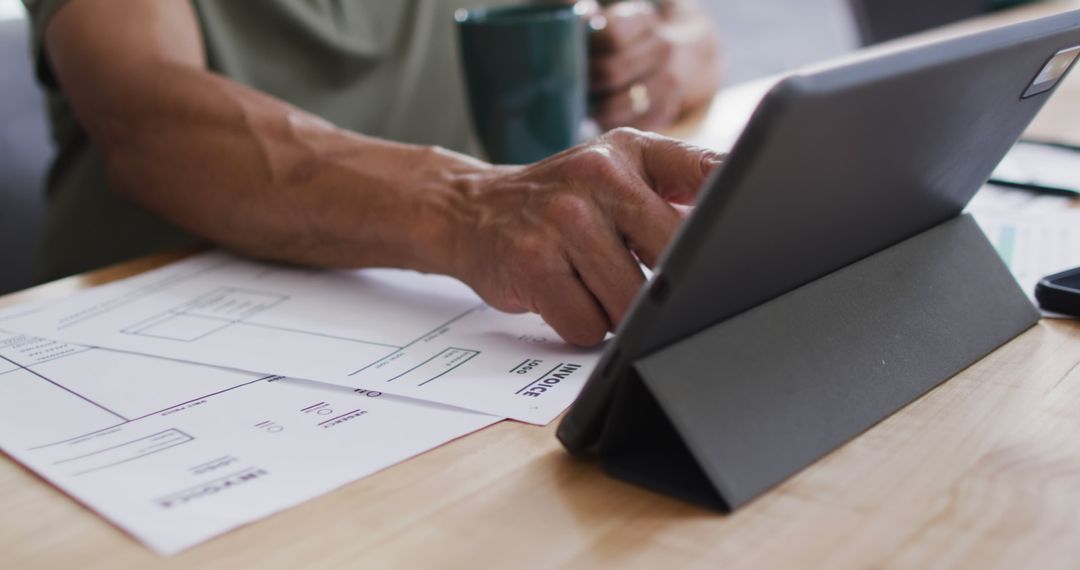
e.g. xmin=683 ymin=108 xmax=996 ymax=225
xmin=456 ymin=4 xmax=588 ymax=165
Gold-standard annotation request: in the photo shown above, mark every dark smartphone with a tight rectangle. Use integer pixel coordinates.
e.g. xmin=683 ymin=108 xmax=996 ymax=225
xmin=1035 ymin=266 xmax=1080 ymax=317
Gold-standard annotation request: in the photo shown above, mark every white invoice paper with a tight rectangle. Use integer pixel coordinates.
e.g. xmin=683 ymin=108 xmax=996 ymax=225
xmin=0 ymin=328 xmax=499 ymax=555
xmin=0 ymin=251 xmax=602 ymax=424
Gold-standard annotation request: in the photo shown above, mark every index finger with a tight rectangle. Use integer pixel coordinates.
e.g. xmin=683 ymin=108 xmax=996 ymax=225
xmin=596 ymin=130 xmax=726 ymax=266
xmin=612 ymin=128 xmax=726 ymax=205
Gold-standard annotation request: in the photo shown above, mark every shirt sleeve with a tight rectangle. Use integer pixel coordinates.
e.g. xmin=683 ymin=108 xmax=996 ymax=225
xmin=21 ymin=0 xmax=77 ymax=89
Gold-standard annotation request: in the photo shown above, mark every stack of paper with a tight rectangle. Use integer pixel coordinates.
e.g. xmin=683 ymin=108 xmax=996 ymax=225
xmin=0 ymin=254 xmax=602 ymax=554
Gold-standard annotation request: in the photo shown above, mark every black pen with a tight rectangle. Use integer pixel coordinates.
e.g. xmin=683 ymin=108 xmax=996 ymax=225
xmin=986 ymin=179 xmax=1080 ymax=197
xmin=989 ymin=138 xmax=1080 ymax=197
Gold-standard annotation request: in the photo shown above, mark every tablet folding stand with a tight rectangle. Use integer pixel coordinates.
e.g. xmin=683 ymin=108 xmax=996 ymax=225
xmin=595 ymin=213 xmax=1039 ymax=510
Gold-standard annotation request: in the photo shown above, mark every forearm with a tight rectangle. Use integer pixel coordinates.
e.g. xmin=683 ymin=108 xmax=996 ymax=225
xmin=45 ymin=0 xmax=492 ymax=274
xmin=67 ymin=63 xmax=482 ymax=273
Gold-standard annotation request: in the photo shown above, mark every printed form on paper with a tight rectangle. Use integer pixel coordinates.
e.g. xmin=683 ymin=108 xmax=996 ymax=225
xmin=0 ymin=326 xmax=499 ymax=555
xmin=0 ymin=251 xmax=602 ymax=424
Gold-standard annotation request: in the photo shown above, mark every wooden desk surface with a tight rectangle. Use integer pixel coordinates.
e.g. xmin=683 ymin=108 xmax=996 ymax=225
xmin=4 ymin=3 xmax=1080 ymax=568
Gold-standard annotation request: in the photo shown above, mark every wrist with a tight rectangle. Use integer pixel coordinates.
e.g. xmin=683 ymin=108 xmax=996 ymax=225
xmin=393 ymin=145 xmax=502 ymax=280
xmin=289 ymin=132 xmax=506 ymax=280
xmin=295 ymin=138 xmax=492 ymax=275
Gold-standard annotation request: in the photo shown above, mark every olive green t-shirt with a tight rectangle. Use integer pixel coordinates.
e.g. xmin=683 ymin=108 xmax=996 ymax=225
xmin=24 ymin=0 xmax=514 ymax=280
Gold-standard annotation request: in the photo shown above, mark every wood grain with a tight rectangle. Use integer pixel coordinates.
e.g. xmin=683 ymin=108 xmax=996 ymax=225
xmin=3 ymin=3 xmax=1080 ymax=568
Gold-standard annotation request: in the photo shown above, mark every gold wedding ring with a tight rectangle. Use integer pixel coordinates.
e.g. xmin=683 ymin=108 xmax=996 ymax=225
xmin=587 ymin=14 xmax=607 ymax=33
xmin=628 ymin=83 xmax=651 ymax=116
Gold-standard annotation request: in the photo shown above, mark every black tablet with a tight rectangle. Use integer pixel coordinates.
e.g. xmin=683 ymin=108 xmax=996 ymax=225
xmin=558 ymin=9 xmax=1080 ymax=453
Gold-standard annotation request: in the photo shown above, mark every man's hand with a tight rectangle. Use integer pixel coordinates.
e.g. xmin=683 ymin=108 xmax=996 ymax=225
xmin=447 ymin=128 xmax=723 ymax=347
xmin=588 ymin=0 xmax=723 ymax=131
xmin=46 ymin=0 xmax=722 ymax=349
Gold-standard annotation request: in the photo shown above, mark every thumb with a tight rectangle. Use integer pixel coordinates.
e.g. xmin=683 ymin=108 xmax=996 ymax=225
xmin=615 ymin=128 xmax=726 ymax=205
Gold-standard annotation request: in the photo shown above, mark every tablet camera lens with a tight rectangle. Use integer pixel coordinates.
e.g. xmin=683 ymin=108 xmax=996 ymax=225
xmin=1023 ymin=46 xmax=1080 ymax=98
